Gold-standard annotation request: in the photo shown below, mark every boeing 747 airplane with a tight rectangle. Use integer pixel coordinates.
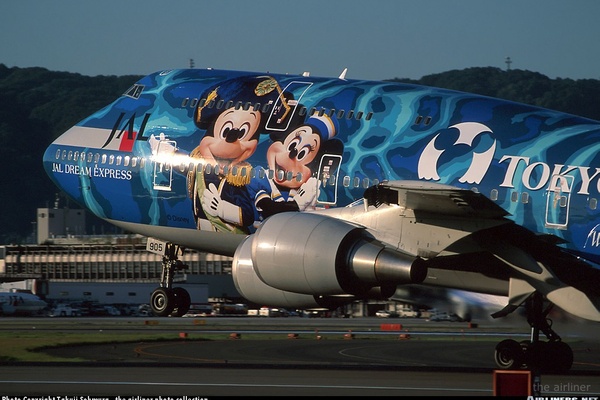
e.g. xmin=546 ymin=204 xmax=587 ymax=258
xmin=43 ymin=67 xmax=600 ymax=372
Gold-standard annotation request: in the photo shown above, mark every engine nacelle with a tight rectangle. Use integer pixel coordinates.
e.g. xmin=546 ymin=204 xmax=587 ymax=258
xmin=232 ymin=235 xmax=355 ymax=309
xmin=232 ymin=212 xmax=427 ymax=300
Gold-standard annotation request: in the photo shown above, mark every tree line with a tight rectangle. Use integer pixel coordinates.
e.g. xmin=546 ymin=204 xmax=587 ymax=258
xmin=1 ymin=64 xmax=598 ymax=243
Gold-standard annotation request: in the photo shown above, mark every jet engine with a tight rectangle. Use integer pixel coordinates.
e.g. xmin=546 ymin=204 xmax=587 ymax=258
xmin=232 ymin=212 xmax=427 ymax=308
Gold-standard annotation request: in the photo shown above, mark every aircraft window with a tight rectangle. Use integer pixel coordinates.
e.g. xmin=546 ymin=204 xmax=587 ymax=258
xmin=261 ymin=103 xmax=271 ymax=113
xmin=589 ymin=198 xmax=597 ymax=210
xmin=131 ymin=157 xmax=138 ymax=168
xmin=424 ymin=116 xmax=432 ymax=125
xmin=231 ymin=166 xmax=239 ymax=176
xmin=124 ymin=156 xmax=130 ymax=167
xmin=337 ymin=110 xmax=345 ymax=119
xmin=286 ymin=171 xmax=293 ymax=181
xmin=207 ymin=100 xmax=215 ymax=108
xmin=415 ymin=115 xmax=423 ymax=125
xmin=353 ymin=177 xmax=360 ymax=188
xmin=54 ymin=149 xmax=60 ymax=159
xmin=235 ymin=101 xmax=243 ymax=109
xmin=101 ymin=154 xmax=107 ymax=164
xmin=73 ymin=151 xmax=79 ymax=161
xmin=490 ymin=189 xmax=498 ymax=201
xmin=559 ymin=196 xmax=568 ymax=207
xmin=355 ymin=111 xmax=364 ymax=120
xmin=123 ymin=84 xmax=144 ymax=99
xmin=277 ymin=170 xmax=285 ymax=181
xmin=347 ymin=110 xmax=355 ymax=119
xmin=244 ymin=102 xmax=252 ymax=111
xmin=116 ymin=155 xmax=122 ymax=166
xmin=328 ymin=175 xmax=336 ymax=186
xmin=296 ymin=173 xmax=303 ymax=182
xmin=299 ymin=106 xmax=307 ymax=116
xmin=365 ymin=112 xmax=373 ymax=121
xmin=190 ymin=98 xmax=198 ymax=108
xmin=252 ymin=103 xmax=261 ymax=111
xmin=309 ymin=107 xmax=317 ymax=116
xmin=343 ymin=175 xmax=350 ymax=187
xmin=205 ymin=164 xmax=212 ymax=174
xmin=329 ymin=109 xmax=336 ymax=117
xmin=268 ymin=169 xmax=274 ymax=179
xmin=94 ymin=153 xmax=100 ymax=163
xmin=521 ymin=193 xmax=529 ymax=203
xmin=318 ymin=108 xmax=326 ymax=117
xmin=140 ymin=158 xmax=146 ymax=168
xmin=68 ymin=151 xmax=73 ymax=161
xmin=87 ymin=152 xmax=93 ymax=163
xmin=216 ymin=100 xmax=225 ymax=109
xmin=198 ymin=98 xmax=206 ymax=107
xmin=181 ymin=98 xmax=189 ymax=107
xmin=109 ymin=155 xmax=115 ymax=165
xmin=225 ymin=100 xmax=234 ymax=109
xmin=362 ymin=178 xmax=370 ymax=188
xmin=511 ymin=191 xmax=518 ymax=202
xmin=258 ymin=169 xmax=265 ymax=179
xmin=222 ymin=165 xmax=229 ymax=175
xmin=179 ymin=162 xmax=186 ymax=172
xmin=373 ymin=178 xmax=379 ymax=185
xmin=240 ymin=167 xmax=247 ymax=177
xmin=214 ymin=164 xmax=221 ymax=175
xmin=196 ymin=163 xmax=204 ymax=173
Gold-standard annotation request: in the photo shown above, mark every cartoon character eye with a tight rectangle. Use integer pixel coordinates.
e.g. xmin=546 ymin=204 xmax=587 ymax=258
xmin=238 ymin=122 xmax=251 ymax=140
xmin=287 ymin=134 xmax=315 ymax=162
xmin=295 ymin=145 xmax=312 ymax=161
xmin=219 ymin=121 xmax=235 ymax=140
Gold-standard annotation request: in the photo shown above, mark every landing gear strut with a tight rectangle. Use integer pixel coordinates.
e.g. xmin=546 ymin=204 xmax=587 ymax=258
xmin=494 ymin=292 xmax=573 ymax=373
xmin=150 ymin=242 xmax=191 ymax=317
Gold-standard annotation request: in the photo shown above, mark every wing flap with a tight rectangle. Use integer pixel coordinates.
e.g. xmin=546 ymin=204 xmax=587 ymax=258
xmin=364 ymin=180 xmax=509 ymax=219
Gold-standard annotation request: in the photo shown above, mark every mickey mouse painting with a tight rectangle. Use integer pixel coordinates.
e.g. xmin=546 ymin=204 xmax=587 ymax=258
xmin=248 ymin=113 xmax=343 ymax=221
xmin=187 ymin=75 xmax=284 ymax=233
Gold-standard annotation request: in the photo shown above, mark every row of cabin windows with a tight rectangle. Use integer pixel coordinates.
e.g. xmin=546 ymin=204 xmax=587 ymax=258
xmin=181 ymin=97 xmax=374 ymax=122
xmin=53 ymin=149 xmax=598 ymax=208
xmin=490 ymin=188 xmax=586 ymax=209
xmin=57 ymin=149 xmax=146 ymax=169
xmin=53 ymin=149 xmax=378 ymax=189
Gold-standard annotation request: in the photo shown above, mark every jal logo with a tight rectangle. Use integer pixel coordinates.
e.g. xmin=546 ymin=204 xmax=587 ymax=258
xmin=418 ymin=122 xmax=496 ymax=184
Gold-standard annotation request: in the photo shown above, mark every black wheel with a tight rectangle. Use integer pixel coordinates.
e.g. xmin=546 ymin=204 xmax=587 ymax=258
xmin=171 ymin=287 xmax=191 ymax=317
xmin=495 ymin=339 xmax=524 ymax=369
xmin=546 ymin=341 xmax=573 ymax=373
xmin=150 ymin=287 xmax=175 ymax=317
xmin=524 ymin=341 xmax=548 ymax=371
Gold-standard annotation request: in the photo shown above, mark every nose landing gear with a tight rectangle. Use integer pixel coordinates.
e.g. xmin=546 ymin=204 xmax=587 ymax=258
xmin=149 ymin=242 xmax=191 ymax=317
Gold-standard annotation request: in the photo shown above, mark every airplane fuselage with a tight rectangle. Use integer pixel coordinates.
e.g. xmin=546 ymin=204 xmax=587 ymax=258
xmin=43 ymin=68 xmax=600 ymax=263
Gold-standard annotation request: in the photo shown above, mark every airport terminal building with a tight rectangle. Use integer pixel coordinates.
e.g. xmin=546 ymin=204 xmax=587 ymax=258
xmin=0 ymin=205 xmax=239 ymax=307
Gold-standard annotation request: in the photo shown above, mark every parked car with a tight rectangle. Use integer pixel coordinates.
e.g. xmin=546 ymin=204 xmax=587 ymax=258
xmin=375 ymin=310 xmax=399 ymax=318
xmin=429 ymin=311 xmax=463 ymax=322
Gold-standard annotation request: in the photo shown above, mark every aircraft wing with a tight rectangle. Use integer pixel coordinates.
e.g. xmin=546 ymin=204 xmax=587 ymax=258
xmin=359 ymin=181 xmax=600 ymax=323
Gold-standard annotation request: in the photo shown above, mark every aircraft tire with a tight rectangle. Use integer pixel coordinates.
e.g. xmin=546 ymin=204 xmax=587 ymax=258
xmin=546 ymin=341 xmax=573 ymax=372
xmin=494 ymin=339 xmax=524 ymax=369
xmin=150 ymin=287 xmax=175 ymax=317
xmin=171 ymin=287 xmax=191 ymax=317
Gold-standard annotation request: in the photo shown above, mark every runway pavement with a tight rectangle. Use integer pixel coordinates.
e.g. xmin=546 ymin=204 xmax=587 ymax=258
xmin=1 ymin=316 xmax=599 ymax=396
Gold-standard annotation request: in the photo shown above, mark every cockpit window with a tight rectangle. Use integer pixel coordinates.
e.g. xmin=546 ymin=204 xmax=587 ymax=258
xmin=123 ymin=84 xmax=145 ymax=99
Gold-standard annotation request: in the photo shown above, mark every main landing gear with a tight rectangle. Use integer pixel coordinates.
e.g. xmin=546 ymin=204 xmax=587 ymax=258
xmin=149 ymin=242 xmax=191 ymax=317
xmin=494 ymin=292 xmax=573 ymax=373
